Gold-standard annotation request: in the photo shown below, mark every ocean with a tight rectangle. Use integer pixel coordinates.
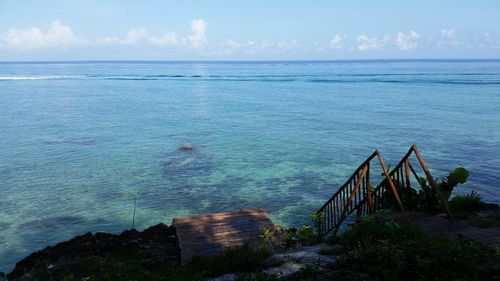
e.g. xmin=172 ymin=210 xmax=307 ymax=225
xmin=1 ymin=60 xmax=500 ymax=271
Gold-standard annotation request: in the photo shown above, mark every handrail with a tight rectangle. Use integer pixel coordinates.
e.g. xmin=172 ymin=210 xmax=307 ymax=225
xmin=317 ymin=144 xmax=452 ymax=236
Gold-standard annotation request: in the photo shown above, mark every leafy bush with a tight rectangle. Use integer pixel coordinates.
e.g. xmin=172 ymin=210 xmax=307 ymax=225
xmin=280 ymin=225 xmax=317 ymax=248
xmin=449 ymin=190 xmax=484 ymax=212
xmin=439 ymin=167 xmax=470 ymax=200
xmin=309 ymin=211 xmax=325 ymax=238
xmin=332 ymin=216 xmax=500 ymax=281
xmin=341 ymin=216 xmax=422 ymax=249
xmin=381 ymin=167 xmax=470 ymax=214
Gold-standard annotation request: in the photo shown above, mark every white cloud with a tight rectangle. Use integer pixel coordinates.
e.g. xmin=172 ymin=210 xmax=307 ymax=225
xmin=183 ymin=19 xmax=207 ymax=48
xmin=483 ymin=33 xmax=500 ymax=49
xmin=125 ymin=28 xmax=148 ymax=44
xmin=330 ymin=35 xmax=344 ymax=49
xmin=0 ymin=20 xmax=84 ymax=49
xmin=224 ymin=39 xmax=242 ymax=49
xmin=212 ymin=39 xmax=298 ymax=56
xmin=102 ymin=28 xmax=148 ymax=44
xmin=395 ymin=31 xmax=420 ymax=50
xmin=100 ymin=19 xmax=206 ymax=48
xmin=467 ymin=32 xmax=500 ymax=49
xmin=147 ymin=32 xmax=178 ymax=46
xmin=439 ymin=28 xmax=459 ymax=46
xmin=356 ymin=34 xmax=390 ymax=51
xmin=441 ymin=28 xmax=456 ymax=40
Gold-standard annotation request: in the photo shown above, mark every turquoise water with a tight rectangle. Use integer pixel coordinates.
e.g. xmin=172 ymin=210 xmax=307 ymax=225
xmin=1 ymin=60 xmax=500 ymax=271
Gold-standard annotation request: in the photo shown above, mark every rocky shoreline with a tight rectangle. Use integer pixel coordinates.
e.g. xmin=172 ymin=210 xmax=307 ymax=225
xmin=4 ymin=224 xmax=179 ymax=281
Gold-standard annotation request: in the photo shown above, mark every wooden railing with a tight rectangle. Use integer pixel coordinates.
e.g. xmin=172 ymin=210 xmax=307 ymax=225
xmin=317 ymin=144 xmax=452 ymax=236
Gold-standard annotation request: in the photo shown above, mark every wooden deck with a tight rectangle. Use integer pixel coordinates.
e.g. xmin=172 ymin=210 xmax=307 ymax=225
xmin=172 ymin=208 xmax=276 ymax=263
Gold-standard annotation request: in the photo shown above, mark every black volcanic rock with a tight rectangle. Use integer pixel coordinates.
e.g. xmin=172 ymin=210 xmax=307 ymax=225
xmin=8 ymin=224 xmax=179 ymax=281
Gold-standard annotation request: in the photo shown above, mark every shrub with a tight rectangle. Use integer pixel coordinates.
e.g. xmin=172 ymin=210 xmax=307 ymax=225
xmin=332 ymin=216 xmax=500 ymax=281
xmin=449 ymin=190 xmax=484 ymax=212
xmin=381 ymin=167 xmax=470 ymax=214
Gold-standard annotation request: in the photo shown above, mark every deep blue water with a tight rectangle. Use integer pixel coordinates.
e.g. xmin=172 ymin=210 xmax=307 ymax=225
xmin=1 ymin=60 xmax=500 ymax=271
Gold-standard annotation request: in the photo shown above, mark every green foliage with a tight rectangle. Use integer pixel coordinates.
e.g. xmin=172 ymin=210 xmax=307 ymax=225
xmin=449 ymin=190 xmax=484 ymax=212
xmin=19 ymin=244 xmax=272 ymax=281
xmin=332 ymin=216 xmax=500 ymax=281
xmin=341 ymin=216 xmax=422 ymax=249
xmin=259 ymin=228 xmax=275 ymax=249
xmin=260 ymin=229 xmax=274 ymax=240
xmin=448 ymin=167 xmax=469 ymax=185
xmin=309 ymin=211 xmax=325 ymax=238
xmin=280 ymin=225 xmax=317 ymax=249
xmin=381 ymin=167 xmax=470 ymax=214
xmin=438 ymin=167 xmax=470 ymax=201
xmin=295 ymin=225 xmax=314 ymax=242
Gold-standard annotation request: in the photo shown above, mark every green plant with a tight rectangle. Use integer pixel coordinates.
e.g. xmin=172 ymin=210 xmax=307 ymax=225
xmin=439 ymin=167 xmax=470 ymax=200
xmin=279 ymin=224 xmax=318 ymax=249
xmin=449 ymin=190 xmax=484 ymax=212
xmin=309 ymin=211 xmax=325 ymax=238
xmin=340 ymin=216 xmax=422 ymax=249
xmin=295 ymin=225 xmax=315 ymax=244
xmin=380 ymin=167 xmax=470 ymax=214
xmin=259 ymin=228 xmax=275 ymax=250
xmin=332 ymin=217 xmax=500 ymax=281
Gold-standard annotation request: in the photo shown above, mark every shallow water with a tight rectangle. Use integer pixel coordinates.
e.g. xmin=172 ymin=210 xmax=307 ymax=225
xmin=1 ymin=60 xmax=500 ymax=271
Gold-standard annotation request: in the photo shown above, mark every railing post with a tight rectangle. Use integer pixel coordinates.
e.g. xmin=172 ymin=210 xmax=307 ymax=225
xmin=412 ymin=145 xmax=454 ymax=221
xmin=376 ymin=151 xmax=411 ymax=224
xmin=404 ymin=159 xmax=412 ymax=210
xmin=365 ymin=162 xmax=374 ymax=213
xmin=334 ymin=164 xmax=368 ymax=235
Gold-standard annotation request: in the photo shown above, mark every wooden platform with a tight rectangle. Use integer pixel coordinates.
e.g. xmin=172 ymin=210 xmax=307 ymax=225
xmin=172 ymin=209 xmax=275 ymax=263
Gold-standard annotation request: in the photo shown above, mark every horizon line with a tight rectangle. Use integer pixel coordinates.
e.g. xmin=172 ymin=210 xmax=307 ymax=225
xmin=1 ymin=58 xmax=500 ymax=64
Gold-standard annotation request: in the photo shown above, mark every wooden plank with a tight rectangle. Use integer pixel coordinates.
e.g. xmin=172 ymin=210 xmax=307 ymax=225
xmin=173 ymin=209 xmax=276 ymax=264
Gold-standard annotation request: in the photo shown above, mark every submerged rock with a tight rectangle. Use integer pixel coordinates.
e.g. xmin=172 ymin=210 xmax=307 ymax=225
xmin=178 ymin=145 xmax=193 ymax=151
xmin=163 ymin=145 xmax=205 ymax=173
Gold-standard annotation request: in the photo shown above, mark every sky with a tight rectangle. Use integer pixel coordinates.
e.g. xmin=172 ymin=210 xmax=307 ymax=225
xmin=0 ymin=0 xmax=499 ymax=61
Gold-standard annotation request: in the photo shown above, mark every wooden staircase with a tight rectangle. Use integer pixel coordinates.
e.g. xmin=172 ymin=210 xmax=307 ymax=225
xmin=317 ymin=144 xmax=453 ymax=236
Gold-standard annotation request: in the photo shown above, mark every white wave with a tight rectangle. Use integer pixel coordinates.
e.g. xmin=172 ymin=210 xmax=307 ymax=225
xmin=0 ymin=75 xmax=85 ymax=80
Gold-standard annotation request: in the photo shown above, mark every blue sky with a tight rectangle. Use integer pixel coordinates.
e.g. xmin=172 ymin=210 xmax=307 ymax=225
xmin=0 ymin=0 xmax=499 ymax=60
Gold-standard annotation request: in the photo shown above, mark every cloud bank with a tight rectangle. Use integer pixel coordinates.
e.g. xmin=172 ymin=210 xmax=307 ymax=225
xmin=0 ymin=20 xmax=85 ymax=50
xmin=1 ymin=20 xmax=499 ymax=58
